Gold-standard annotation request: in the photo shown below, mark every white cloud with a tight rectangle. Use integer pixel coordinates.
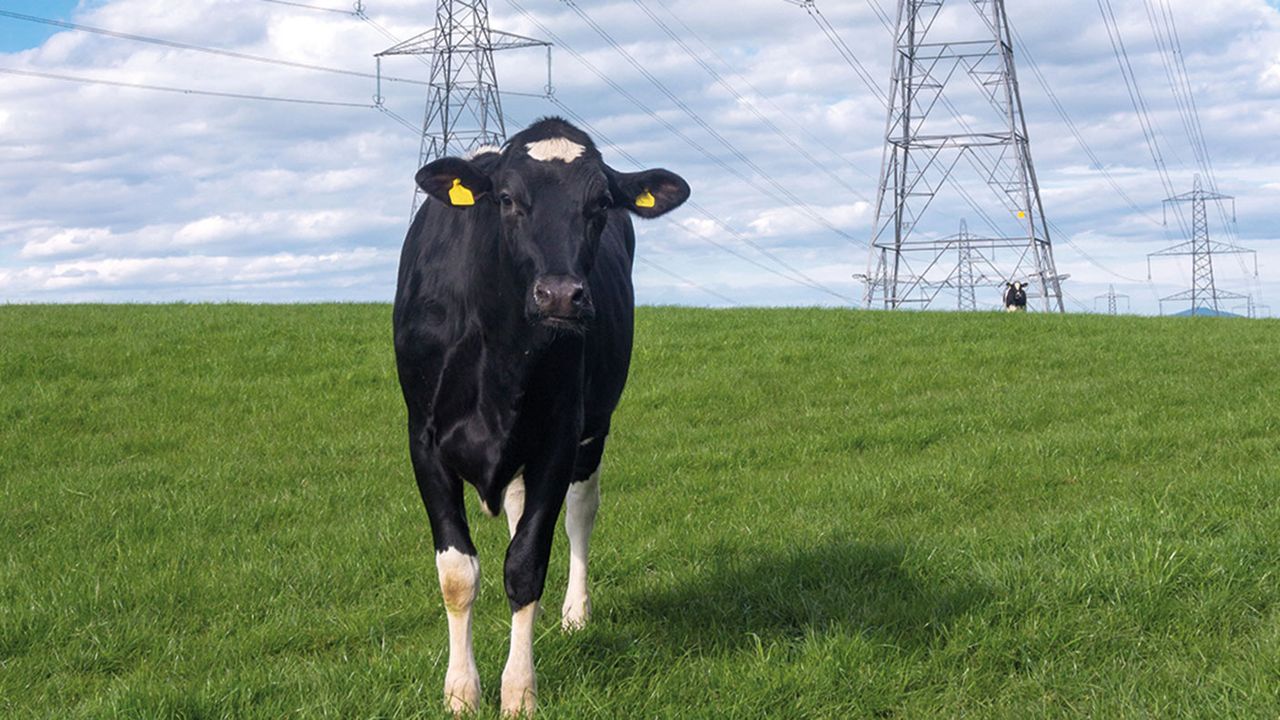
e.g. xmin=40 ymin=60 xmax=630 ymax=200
xmin=3 ymin=248 xmax=394 ymax=297
xmin=747 ymin=202 xmax=870 ymax=239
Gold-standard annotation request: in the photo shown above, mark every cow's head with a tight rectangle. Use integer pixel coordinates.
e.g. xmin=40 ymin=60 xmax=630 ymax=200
xmin=414 ymin=118 xmax=690 ymax=331
xmin=1005 ymin=281 xmax=1028 ymax=307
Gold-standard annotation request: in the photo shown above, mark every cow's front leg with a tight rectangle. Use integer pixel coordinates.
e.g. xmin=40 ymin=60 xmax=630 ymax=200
xmin=500 ymin=454 xmax=576 ymax=715
xmin=437 ymin=548 xmax=481 ymax=714
xmin=409 ymin=430 xmax=481 ymax=715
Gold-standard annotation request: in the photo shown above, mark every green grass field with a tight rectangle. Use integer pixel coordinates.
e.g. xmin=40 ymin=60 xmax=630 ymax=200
xmin=2 ymin=304 xmax=1278 ymax=718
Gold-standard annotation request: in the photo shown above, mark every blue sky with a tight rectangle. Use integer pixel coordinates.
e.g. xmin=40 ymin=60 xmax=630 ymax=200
xmin=0 ymin=2 xmax=78 ymax=52
xmin=2 ymin=0 xmax=1279 ymax=314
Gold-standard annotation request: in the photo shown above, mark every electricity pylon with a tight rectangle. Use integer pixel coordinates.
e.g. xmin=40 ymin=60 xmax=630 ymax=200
xmin=1094 ymin=285 xmax=1129 ymax=315
xmin=1147 ymin=176 xmax=1256 ymax=316
xmin=1232 ymin=296 xmax=1270 ymax=319
xmin=865 ymin=0 xmax=1065 ymax=312
xmin=377 ymin=0 xmax=549 ymax=218
xmin=956 ymin=224 xmax=978 ymax=311
xmin=895 ymin=219 xmax=1008 ymax=310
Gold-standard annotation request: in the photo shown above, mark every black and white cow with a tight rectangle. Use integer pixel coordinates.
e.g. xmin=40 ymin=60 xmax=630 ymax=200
xmin=1004 ymin=281 xmax=1028 ymax=312
xmin=392 ymin=118 xmax=690 ymax=716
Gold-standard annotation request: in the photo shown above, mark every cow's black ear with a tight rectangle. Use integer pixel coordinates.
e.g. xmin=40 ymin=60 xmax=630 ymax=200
xmin=415 ymin=157 xmax=494 ymax=209
xmin=607 ymin=167 xmax=691 ymax=219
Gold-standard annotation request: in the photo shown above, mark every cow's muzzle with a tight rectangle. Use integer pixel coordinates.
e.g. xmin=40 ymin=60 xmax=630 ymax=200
xmin=531 ymin=275 xmax=591 ymax=325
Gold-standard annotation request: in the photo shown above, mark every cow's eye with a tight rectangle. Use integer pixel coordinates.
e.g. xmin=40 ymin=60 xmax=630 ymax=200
xmin=499 ymin=192 xmax=514 ymax=208
xmin=588 ymin=194 xmax=612 ymax=216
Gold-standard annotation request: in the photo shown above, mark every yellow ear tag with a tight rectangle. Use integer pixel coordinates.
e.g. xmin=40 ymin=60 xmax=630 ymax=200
xmin=635 ymin=190 xmax=656 ymax=209
xmin=449 ymin=179 xmax=475 ymax=207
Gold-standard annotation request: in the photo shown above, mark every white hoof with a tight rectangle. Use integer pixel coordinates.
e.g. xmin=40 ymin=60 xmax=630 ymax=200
xmin=500 ymin=669 xmax=536 ymax=717
xmin=444 ymin=666 xmax=481 ymax=715
xmin=561 ymin=594 xmax=591 ymax=632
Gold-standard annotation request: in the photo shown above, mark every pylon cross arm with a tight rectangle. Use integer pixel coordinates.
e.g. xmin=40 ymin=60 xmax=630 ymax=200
xmin=378 ymin=29 xmax=547 ymax=57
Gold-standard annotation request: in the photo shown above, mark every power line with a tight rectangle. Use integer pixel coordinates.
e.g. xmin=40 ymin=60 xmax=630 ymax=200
xmin=862 ymin=0 xmax=893 ymax=30
xmin=632 ymin=0 xmax=872 ymax=203
xmin=0 ymin=66 xmax=377 ymax=108
xmin=377 ymin=104 xmax=422 ymax=134
xmin=554 ymin=0 xmax=865 ymax=248
xmin=782 ymin=0 xmax=888 ymax=105
xmin=0 ymin=9 xmax=430 ymax=88
xmin=635 ymin=256 xmax=741 ymax=306
xmin=654 ymin=0 xmax=879 ymax=186
xmin=1096 ymin=0 xmax=1189 ymax=237
xmin=1009 ymin=24 xmax=1161 ymax=228
xmin=256 ymin=0 xmax=357 ymax=14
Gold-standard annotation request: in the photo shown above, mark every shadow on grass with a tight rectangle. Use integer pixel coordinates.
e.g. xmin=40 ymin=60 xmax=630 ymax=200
xmin=600 ymin=539 xmax=989 ymax=658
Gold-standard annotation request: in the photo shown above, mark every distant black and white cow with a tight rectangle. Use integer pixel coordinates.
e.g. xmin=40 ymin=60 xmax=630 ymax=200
xmin=1004 ymin=281 xmax=1028 ymax=312
xmin=392 ymin=118 xmax=690 ymax=716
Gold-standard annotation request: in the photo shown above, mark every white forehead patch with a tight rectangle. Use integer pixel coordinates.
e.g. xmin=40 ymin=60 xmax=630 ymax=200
xmin=525 ymin=137 xmax=585 ymax=163
xmin=467 ymin=144 xmax=503 ymax=160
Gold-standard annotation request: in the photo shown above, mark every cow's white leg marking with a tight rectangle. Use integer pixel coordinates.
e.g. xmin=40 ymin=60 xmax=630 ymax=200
xmin=436 ymin=548 xmax=481 ymax=714
xmin=504 ymin=475 xmax=526 ymax=540
xmin=501 ymin=602 xmax=538 ymax=717
xmin=562 ymin=470 xmax=600 ymax=631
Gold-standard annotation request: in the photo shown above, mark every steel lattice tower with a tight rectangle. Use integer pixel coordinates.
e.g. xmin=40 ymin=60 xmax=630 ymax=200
xmin=866 ymin=0 xmax=1065 ymax=312
xmin=1147 ymin=176 xmax=1256 ymax=316
xmin=956 ymin=223 xmax=978 ymax=311
xmin=1232 ymin=296 xmax=1269 ymax=319
xmin=1094 ymin=284 xmax=1129 ymax=315
xmin=377 ymin=1 xmax=548 ymax=218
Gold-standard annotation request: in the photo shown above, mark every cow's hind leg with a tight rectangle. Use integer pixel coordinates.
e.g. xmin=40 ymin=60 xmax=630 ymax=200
xmin=561 ymin=468 xmax=600 ymax=631
xmin=409 ymin=431 xmax=481 ymax=715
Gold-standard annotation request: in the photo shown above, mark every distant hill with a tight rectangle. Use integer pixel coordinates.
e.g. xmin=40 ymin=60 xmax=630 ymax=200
xmin=1171 ymin=307 xmax=1244 ymax=318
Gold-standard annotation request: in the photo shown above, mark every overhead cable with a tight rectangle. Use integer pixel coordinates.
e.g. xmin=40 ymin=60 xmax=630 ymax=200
xmin=255 ymin=0 xmax=356 ymax=15
xmin=1096 ymin=0 xmax=1189 ymax=236
xmin=654 ymin=0 xmax=878 ymax=184
xmin=0 ymin=66 xmax=377 ymax=108
xmin=552 ymin=0 xmax=865 ymax=248
xmin=633 ymin=0 xmax=872 ymax=203
xmin=0 ymin=9 xmax=429 ymax=87
xmin=1010 ymin=24 xmax=1162 ymax=228
xmin=635 ymin=256 xmax=742 ymax=306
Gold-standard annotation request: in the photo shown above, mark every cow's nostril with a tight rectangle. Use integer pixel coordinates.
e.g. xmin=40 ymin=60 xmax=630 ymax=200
xmin=570 ymin=285 xmax=585 ymax=306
